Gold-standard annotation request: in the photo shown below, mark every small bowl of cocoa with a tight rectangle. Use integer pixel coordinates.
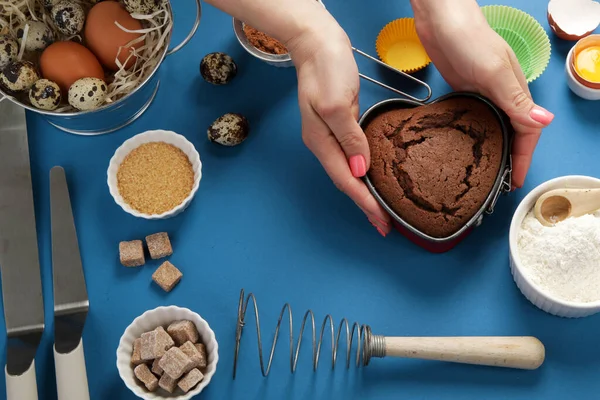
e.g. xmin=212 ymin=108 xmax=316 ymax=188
xmin=233 ymin=0 xmax=325 ymax=67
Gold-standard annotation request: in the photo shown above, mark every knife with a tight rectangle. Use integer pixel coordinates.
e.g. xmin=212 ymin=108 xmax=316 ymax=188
xmin=0 ymin=100 xmax=45 ymax=400
xmin=50 ymin=166 xmax=90 ymax=400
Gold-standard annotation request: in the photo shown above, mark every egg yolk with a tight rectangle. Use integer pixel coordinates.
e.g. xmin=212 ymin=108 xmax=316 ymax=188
xmin=575 ymin=46 xmax=600 ymax=83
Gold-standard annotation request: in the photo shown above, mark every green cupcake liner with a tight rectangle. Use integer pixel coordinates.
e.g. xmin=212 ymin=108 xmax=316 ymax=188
xmin=482 ymin=5 xmax=551 ymax=83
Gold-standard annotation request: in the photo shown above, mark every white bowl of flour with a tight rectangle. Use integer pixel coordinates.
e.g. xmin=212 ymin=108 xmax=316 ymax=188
xmin=509 ymin=175 xmax=600 ymax=318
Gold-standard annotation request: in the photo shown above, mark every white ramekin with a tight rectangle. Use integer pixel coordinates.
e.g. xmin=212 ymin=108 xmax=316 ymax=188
xmin=509 ymin=175 xmax=600 ymax=318
xmin=565 ymin=46 xmax=600 ymax=101
xmin=107 ymin=130 xmax=202 ymax=220
xmin=116 ymin=306 xmax=219 ymax=399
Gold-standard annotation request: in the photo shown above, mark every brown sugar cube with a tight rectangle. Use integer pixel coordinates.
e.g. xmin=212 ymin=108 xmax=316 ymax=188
xmin=152 ymin=261 xmax=182 ymax=292
xmin=158 ymin=373 xmax=178 ymax=393
xmin=179 ymin=341 xmax=204 ymax=370
xmin=158 ymin=347 xmax=194 ymax=380
xmin=119 ymin=240 xmax=145 ymax=267
xmin=178 ymin=368 xmax=204 ymax=393
xmin=140 ymin=326 xmax=175 ymax=361
xmin=145 ymin=232 xmax=173 ymax=259
xmin=134 ymin=364 xmax=159 ymax=392
xmin=130 ymin=338 xmax=145 ymax=366
xmin=194 ymin=343 xmax=208 ymax=368
xmin=167 ymin=320 xmax=199 ymax=345
xmin=151 ymin=358 xmax=163 ymax=376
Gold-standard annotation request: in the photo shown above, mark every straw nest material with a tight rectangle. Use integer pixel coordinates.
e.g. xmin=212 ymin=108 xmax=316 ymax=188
xmin=0 ymin=0 xmax=173 ymax=112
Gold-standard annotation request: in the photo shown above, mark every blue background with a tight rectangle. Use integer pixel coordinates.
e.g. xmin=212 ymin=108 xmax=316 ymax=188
xmin=1 ymin=0 xmax=599 ymax=398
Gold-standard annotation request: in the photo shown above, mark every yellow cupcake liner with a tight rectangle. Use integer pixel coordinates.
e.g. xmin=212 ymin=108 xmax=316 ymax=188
xmin=376 ymin=18 xmax=431 ymax=73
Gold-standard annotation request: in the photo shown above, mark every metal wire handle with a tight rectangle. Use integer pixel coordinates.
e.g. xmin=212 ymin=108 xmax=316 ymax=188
xmin=353 ymin=47 xmax=432 ymax=102
xmin=233 ymin=289 xmax=380 ymax=379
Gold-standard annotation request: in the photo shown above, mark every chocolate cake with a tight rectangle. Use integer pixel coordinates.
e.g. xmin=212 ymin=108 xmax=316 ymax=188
xmin=364 ymin=97 xmax=504 ymax=238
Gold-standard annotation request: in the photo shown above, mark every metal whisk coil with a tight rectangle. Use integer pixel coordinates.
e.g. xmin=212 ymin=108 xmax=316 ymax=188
xmin=233 ymin=289 xmax=385 ymax=379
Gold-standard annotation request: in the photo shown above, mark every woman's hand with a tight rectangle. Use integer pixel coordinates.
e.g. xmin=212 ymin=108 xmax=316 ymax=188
xmin=411 ymin=0 xmax=554 ymax=188
xmin=287 ymin=22 xmax=391 ymax=236
xmin=206 ymin=0 xmax=390 ymax=236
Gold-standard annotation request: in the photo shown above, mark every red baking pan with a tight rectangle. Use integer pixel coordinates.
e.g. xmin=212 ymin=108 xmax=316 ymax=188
xmin=360 ymin=92 xmax=514 ymax=253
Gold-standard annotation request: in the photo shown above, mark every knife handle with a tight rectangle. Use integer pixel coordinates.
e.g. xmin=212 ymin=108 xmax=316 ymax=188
xmin=54 ymin=339 xmax=90 ymax=400
xmin=5 ymin=361 xmax=38 ymax=400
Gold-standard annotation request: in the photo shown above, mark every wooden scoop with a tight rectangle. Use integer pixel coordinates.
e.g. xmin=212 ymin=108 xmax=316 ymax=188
xmin=534 ymin=188 xmax=600 ymax=226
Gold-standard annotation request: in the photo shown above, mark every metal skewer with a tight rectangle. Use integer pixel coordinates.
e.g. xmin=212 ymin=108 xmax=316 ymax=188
xmin=233 ymin=289 xmax=545 ymax=379
xmin=353 ymin=47 xmax=432 ymax=102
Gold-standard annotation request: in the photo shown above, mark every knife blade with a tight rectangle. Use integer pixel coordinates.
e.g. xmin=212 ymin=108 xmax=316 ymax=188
xmin=50 ymin=166 xmax=90 ymax=400
xmin=0 ymin=99 xmax=44 ymax=400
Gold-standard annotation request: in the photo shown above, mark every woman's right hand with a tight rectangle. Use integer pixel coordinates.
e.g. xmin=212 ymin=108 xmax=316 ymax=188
xmin=286 ymin=21 xmax=392 ymax=236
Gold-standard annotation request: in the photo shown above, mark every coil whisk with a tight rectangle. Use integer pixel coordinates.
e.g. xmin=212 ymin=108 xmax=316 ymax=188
xmin=233 ymin=289 xmax=386 ymax=379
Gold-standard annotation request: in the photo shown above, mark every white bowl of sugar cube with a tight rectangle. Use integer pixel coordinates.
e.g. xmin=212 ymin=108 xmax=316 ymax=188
xmin=509 ymin=175 xmax=600 ymax=318
xmin=116 ymin=306 xmax=219 ymax=399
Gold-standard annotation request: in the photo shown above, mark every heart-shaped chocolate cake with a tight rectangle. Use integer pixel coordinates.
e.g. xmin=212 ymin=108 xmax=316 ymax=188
xmin=364 ymin=97 xmax=504 ymax=238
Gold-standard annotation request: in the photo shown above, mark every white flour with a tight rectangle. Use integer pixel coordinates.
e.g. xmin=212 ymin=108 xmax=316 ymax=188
xmin=517 ymin=211 xmax=600 ymax=303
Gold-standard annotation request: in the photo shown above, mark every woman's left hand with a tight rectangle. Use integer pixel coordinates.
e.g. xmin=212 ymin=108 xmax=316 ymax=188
xmin=411 ymin=0 xmax=554 ymax=188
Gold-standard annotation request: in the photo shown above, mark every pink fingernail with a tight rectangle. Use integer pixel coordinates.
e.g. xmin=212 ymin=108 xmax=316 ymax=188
xmin=530 ymin=106 xmax=554 ymax=125
xmin=349 ymin=155 xmax=367 ymax=178
xmin=372 ymin=215 xmax=389 ymax=227
xmin=369 ymin=220 xmax=387 ymax=237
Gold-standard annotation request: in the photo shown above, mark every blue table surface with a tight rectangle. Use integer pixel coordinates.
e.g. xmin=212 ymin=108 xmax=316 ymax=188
xmin=2 ymin=0 xmax=600 ymax=398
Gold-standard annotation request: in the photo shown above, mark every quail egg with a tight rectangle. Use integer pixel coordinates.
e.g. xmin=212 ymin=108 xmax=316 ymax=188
xmin=0 ymin=35 xmax=18 ymax=70
xmin=17 ymin=21 xmax=54 ymax=52
xmin=51 ymin=1 xmax=85 ymax=36
xmin=123 ymin=0 xmax=163 ymax=14
xmin=0 ymin=61 xmax=40 ymax=94
xmin=43 ymin=0 xmax=59 ymax=10
xmin=29 ymin=79 xmax=61 ymax=111
xmin=68 ymin=77 xmax=107 ymax=111
xmin=200 ymin=52 xmax=238 ymax=85
xmin=208 ymin=113 xmax=249 ymax=146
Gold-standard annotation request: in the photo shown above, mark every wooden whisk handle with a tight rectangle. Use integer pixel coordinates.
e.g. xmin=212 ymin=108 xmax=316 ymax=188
xmin=382 ymin=336 xmax=545 ymax=370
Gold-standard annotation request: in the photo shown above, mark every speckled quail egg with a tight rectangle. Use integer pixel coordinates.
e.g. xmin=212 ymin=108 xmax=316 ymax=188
xmin=43 ymin=0 xmax=59 ymax=10
xmin=0 ymin=35 xmax=18 ymax=70
xmin=200 ymin=52 xmax=238 ymax=85
xmin=68 ymin=77 xmax=107 ymax=111
xmin=29 ymin=79 xmax=61 ymax=111
xmin=17 ymin=21 xmax=54 ymax=52
xmin=51 ymin=1 xmax=85 ymax=36
xmin=208 ymin=113 xmax=249 ymax=146
xmin=0 ymin=61 xmax=40 ymax=94
xmin=123 ymin=0 xmax=163 ymax=14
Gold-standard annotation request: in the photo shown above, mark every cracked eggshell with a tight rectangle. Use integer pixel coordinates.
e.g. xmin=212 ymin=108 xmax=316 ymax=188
xmin=548 ymin=0 xmax=600 ymax=41
xmin=0 ymin=61 xmax=40 ymax=94
xmin=68 ymin=77 xmax=107 ymax=111
xmin=0 ymin=35 xmax=18 ymax=70
xmin=51 ymin=1 xmax=86 ymax=36
xmin=17 ymin=21 xmax=54 ymax=52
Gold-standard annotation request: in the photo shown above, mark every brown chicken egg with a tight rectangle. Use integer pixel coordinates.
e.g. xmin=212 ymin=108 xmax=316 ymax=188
xmin=40 ymin=41 xmax=105 ymax=93
xmin=85 ymin=1 xmax=144 ymax=71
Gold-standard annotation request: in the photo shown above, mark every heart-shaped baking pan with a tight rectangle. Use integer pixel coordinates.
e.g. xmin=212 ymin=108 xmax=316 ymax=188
xmin=360 ymin=92 xmax=513 ymax=253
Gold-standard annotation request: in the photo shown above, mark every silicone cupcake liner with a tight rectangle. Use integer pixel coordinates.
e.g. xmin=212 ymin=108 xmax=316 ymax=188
xmin=107 ymin=130 xmax=202 ymax=220
xmin=116 ymin=306 xmax=219 ymax=399
xmin=376 ymin=18 xmax=431 ymax=73
xmin=481 ymin=5 xmax=551 ymax=83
